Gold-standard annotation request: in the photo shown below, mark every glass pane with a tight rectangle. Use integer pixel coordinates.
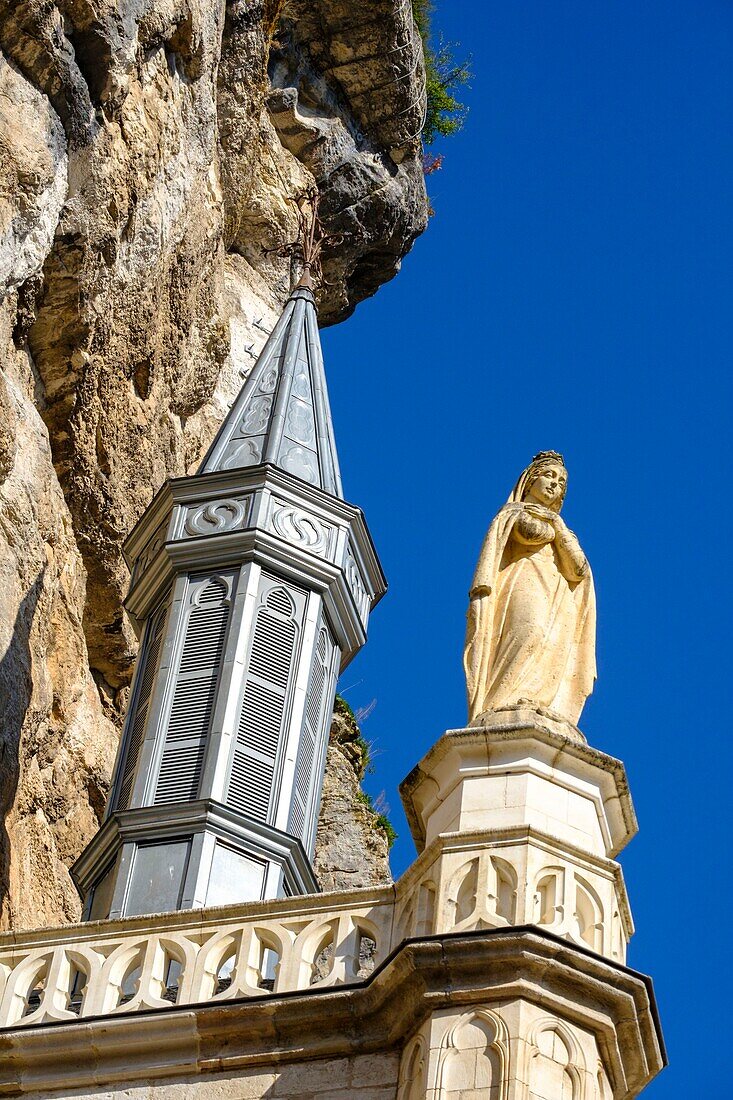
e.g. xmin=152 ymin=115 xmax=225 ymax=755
xmin=206 ymin=843 xmax=265 ymax=907
xmin=125 ymin=840 xmax=190 ymax=917
xmin=87 ymin=858 xmax=117 ymax=921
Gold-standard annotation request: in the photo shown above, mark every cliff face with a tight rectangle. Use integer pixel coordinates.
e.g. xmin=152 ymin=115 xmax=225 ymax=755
xmin=0 ymin=0 xmax=425 ymax=929
xmin=314 ymin=709 xmax=392 ymax=892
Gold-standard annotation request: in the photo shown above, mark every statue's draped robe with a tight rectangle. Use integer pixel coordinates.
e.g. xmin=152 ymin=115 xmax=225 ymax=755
xmin=464 ymin=492 xmax=596 ymax=727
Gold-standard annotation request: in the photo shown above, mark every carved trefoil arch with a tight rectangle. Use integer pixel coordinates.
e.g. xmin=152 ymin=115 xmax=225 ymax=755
xmin=525 ymin=1017 xmax=586 ymax=1100
xmin=437 ymin=1008 xmax=510 ymax=1099
xmin=397 ymin=1033 xmax=428 ymax=1100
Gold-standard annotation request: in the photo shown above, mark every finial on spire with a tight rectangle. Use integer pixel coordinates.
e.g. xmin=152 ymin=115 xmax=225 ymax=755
xmin=266 ymin=188 xmax=342 ymax=294
xmin=293 ymin=191 xmax=323 ymax=291
xmin=201 ymin=209 xmax=343 ymax=495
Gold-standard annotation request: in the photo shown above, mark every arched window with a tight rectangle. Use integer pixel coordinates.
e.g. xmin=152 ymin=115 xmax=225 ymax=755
xmin=226 ymin=578 xmax=301 ymax=823
xmin=155 ymin=573 xmax=235 ymax=804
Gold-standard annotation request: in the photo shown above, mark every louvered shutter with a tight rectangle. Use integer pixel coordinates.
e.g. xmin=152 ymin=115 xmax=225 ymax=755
xmin=116 ymin=602 xmax=167 ymax=811
xmin=226 ymin=584 xmax=299 ymax=823
xmin=154 ymin=573 xmax=234 ymax=805
xmin=288 ymin=626 xmax=334 ymax=843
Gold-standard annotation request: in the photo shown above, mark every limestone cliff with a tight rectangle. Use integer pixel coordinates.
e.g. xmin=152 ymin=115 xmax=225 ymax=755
xmin=314 ymin=706 xmax=392 ymax=892
xmin=0 ymin=0 xmax=426 ymax=929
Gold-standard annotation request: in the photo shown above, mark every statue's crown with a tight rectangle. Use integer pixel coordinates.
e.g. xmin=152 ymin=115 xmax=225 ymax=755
xmin=531 ymin=450 xmax=565 ymax=467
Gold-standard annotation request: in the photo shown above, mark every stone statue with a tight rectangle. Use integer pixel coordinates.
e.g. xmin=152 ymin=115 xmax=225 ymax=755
xmin=464 ymin=452 xmax=596 ymax=728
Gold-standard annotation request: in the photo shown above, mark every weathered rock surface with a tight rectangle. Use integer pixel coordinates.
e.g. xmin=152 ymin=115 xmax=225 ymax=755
xmin=0 ymin=0 xmax=425 ymax=928
xmin=314 ymin=709 xmax=393 ymax=892
xmin=0 ymin=301 xmax=117 ymax=930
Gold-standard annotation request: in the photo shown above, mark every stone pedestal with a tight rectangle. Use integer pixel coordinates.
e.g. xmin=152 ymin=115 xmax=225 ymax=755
xmin=395 ymin=709 xmax=662 ymax=1097
xmin=397 ymin=981 xmax=653 ymax=1100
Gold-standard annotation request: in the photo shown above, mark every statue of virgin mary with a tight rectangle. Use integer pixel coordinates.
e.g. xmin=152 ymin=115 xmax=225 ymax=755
xmin=463 ymin=452 xmax=596 ymax=727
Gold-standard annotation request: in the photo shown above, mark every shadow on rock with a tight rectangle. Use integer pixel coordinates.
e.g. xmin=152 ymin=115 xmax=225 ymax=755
xmin=0 ymin=569 xmax=45 ymax=909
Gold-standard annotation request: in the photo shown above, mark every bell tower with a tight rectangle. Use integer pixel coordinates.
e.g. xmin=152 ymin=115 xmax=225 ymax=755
xmin=73 ymin=275 xmax=385 ymax=920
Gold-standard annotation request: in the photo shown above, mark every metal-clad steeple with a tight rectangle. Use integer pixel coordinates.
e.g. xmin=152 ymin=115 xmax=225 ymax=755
xmin=72 ymin=271 xmax=385 ymax=922
xmin=202 ymin=287 xmax=342 ymax=496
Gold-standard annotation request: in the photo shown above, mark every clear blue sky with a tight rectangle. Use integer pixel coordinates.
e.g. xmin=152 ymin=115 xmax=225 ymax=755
xmin=322 ymin=3 xmax=731 ymax=1095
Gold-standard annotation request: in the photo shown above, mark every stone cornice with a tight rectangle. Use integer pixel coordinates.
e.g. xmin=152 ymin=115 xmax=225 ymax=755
xmin=120 ymin=464 xmax=386 ymax=662
xmin=71 ymin=799 xmax=321 ymax=901
xmin=0 ymin=928 xmax=665 ymax=1098
xmin=124 ymin=466 xmax=375 ymax=570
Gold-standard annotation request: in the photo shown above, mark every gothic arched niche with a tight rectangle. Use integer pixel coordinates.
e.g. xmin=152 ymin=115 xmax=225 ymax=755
xmin=527 ymin=1019 xmax=584 ymax=1100
xmin=447 ymin=858 xmax=479 ymax=928
xmin=397 ymin=1033 xmax=427 ymax=1100
xmin=533 ymin=865 xmax=568 ymax=929
xmin=597 ymin=1060 xmax=612 ymax=1099
xmin=437 ymin=1009 xmax=509 ymax=1099
xmin=415 ymin=880 xmax=437 ymax=936
xmin=573 ymin=875 xmax=604 ymax=953
xmin=490 ymin=856 xmax=517 ymax=923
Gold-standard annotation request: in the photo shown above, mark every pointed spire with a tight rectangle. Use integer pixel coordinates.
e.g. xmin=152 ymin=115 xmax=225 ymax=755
xmin=200 ymin=283 xmax=343 ymax=497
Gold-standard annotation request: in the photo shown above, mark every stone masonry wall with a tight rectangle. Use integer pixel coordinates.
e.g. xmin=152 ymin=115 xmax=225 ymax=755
xmin=18 ymin=1052 xmax=401 ymax=1100
xmin=0 ymin=0 xmax=426 ymax=930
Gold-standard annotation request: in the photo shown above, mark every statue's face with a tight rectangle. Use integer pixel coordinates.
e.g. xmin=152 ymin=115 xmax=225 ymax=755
xmin=526 ymin=465 xmax=567 ymax=509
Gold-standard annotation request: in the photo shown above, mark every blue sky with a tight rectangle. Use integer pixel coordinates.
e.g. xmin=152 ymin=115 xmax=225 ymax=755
xmin=322 ymin=2 xmax=731 ymax=1095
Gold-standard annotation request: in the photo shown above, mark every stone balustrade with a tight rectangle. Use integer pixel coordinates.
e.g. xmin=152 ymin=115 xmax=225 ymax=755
xmin=0 ymin=823 xmax=632 ymax=1030
xmin=0 ymin=722 xmax=635 ymax=1032
xmin=0 ymin=885 xmax=395 ymax=1029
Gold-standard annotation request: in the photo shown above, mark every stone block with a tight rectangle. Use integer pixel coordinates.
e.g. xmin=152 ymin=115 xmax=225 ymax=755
xmin=350 ymin=1053 xmax=400 ymax=1088
xmin=270 ymin=1057 xmax=352 ymax=1096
